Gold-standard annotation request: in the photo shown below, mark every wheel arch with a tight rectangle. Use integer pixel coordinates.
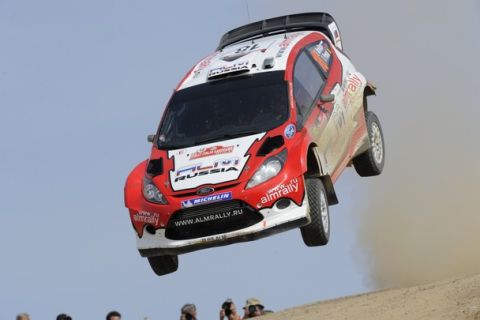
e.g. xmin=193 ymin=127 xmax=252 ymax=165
xmin=363 ymin=81 xmax=377 ymax=112
xmin=304 ymin=144 xmax=339 ymax=205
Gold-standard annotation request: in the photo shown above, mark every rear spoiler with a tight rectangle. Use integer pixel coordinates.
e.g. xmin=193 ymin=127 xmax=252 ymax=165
xmin=217 ymin=12 xmax=343 ymax=51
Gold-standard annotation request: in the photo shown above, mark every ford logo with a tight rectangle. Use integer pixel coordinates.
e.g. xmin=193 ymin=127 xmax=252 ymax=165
xmin=197 ymin=187 xmax=215 ymax=196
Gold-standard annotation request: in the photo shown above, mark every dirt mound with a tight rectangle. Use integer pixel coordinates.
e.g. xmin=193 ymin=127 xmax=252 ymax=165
xmin=263 ymin=274 xmax=480 ymax=320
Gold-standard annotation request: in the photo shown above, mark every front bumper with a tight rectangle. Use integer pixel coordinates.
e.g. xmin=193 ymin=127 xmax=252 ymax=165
xmin=137 ymin=195 xmax=310 ymax=257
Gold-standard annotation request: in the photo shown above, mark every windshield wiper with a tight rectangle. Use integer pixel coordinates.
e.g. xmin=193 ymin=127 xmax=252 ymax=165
xmin=194 ymin=130 xmax=260 ymax=145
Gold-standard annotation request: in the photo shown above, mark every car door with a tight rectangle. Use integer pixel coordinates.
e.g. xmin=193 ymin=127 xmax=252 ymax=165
xmin=293 ymin=38 xmax=346 ymax=176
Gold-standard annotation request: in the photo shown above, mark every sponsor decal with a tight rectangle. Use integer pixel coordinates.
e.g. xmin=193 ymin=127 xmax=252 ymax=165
xmin=346 ymin=74 xmax=362 ymax=92
xmin=208 ymin=62 xmax=249 ymax=78
xmin=193 ymin=52 xmax=217 ymax=78
xmin=197 ymin=186 xmax=215 ymax=195
xmin=198 ymin=54 xmax=216 ymax=69
xmin=310 ymin=41 xmax=331 ymax=73
xmin=276 ymin=33 xmax=303 ymax=58
xmin=201 ymin=234 xmax=227 ymax=243
xmin=190 ymin=145 xmax=234 ymax=160
xmin=328 ymin=22 xmax=342 ymax=50
xmin=276 ymin=48 xmax=287 ymax=58
xmin=168 ymin=132 xmax=265 ymax=191
xmin=317 ymin=41 xmax=332 ymax=62
xmin=133 ymin=211 xmax=160 ymax=225
xmin=174 ymin=207 xmax=244 ymax=227
xmin=327 ymin=84 xmax=346 ymax=131
xmin=341 ymin=71 xmax=351 ymax=90
xmin=284 ymin=124 xmax=296 ymax=139
xmin=343 ymin=73 xmax=362 ymax=106
xmin=174 ymin=157 xmax=240 ymax=182
xmin=261 ymin=178 xmax=299 ymax=204
xmin=335 ymin=105 xmax=347 ymax=129
xmin=181 ymin=191 xmax=232 ymax=208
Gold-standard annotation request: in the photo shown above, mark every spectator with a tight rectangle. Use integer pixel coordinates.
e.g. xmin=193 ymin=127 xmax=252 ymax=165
xmin=56 ymin=314 xmax=72 ymax=320
xmin=219 ymin=298 xmax=241 ymax=320
xmin=16 ymin=313 xmax=30 ymax=320
xmin=242 ymin=298 xmax=272 ymax=318
xmin=106 ymin=311 xmax=121 ymax=320
xmin=180 ymin=303 xmax=197 ymax=320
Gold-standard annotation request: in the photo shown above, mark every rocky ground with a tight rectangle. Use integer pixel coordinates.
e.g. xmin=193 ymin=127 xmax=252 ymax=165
xmin=264 ymin=274 xmax=480 ymax=320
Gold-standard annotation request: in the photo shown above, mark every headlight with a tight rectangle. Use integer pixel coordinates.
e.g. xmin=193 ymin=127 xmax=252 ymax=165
xmin=143 ymin=176 xmax=168 ymax=204
xmin=246 ymin=149 xmax=287 ymax=189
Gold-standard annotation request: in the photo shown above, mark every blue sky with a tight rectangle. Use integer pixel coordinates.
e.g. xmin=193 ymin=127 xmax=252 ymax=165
xmin=1 ymin=0 xmax=479 ymax=319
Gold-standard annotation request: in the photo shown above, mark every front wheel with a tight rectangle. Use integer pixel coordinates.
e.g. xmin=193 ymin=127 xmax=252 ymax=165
xmin=301 ymin=178 xmax=330 ymax=246
xmin=147 ymin=255 xmax=179 ymax=276
xmin=353 ymin=111 xmax=385 ymax=176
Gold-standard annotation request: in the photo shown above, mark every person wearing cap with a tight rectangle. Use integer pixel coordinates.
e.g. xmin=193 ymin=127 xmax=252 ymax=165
xmin=180 ymin=303 xmax=197 ymax=320
xmin=242 ymin=298 xmax=272 ymax=319
xmin=16 ymin=313 xmax=30 ymax=320
xmin=219 ymin=298 xmax=241 ymax=320
xmin=106 ymin=311 xmax=121 ymax=320
xmin=56 ymin=314 xmax=72 ymax=320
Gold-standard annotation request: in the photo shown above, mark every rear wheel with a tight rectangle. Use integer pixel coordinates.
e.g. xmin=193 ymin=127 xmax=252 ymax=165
xmin=353 ymin=111 xmax=385 ymax=176
xmin=301 ymin=178 xmax=330 ymax=246
xmin=147 ymin=255 xmax=178 ymax=276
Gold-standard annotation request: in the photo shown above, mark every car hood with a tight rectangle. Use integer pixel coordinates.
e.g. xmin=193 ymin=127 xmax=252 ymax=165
xmin=166 ymin=133 xmax=265 ymax=192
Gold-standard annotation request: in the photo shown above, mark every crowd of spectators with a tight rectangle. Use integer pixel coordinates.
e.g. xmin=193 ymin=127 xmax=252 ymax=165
xmin=14 ymin=297 xmax=272 ymax=320
xmin=177 ymin=297 xmax=273 ymax=320
xmin=16 ymin=311 xmax=122 ymax=320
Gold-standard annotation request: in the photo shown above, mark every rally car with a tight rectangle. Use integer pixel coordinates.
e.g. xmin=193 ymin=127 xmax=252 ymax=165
xmin=124 ymin=12 xmax=385 ymax=276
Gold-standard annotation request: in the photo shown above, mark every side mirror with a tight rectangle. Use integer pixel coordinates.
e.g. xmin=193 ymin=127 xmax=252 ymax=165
xmin=319 ymin=94 xmax=335 ymax=103
xmin=147 ymin=134 xmax=155 ymax=143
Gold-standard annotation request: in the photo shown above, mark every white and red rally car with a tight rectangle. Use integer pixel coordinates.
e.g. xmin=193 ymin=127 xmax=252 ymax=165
xmin=124 ymin=12 xmax=385 ymax=276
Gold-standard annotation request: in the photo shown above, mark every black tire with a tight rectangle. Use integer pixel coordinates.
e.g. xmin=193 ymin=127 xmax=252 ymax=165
xmin=147 ymin=255 xmax=178 ymax=276
xmin=353 ymin=111 xmax=385 ymax=177
xmin=301 ymin=178 xmax=330 ymax=246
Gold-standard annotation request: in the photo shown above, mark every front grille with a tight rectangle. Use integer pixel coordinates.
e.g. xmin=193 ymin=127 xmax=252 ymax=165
xmin=171 ymin=183 xmax=240 ymax=198
xmin=165 ymin=200 xmax=263 ymax=240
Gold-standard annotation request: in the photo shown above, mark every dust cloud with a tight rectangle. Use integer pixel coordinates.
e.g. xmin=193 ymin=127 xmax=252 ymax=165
xmin=341 ymin=0 xmax=480 ymax=288
xmin=259 ymin=0 xmax=480 ymax=289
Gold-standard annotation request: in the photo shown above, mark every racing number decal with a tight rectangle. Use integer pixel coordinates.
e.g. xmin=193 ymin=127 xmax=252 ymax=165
xmin=234 ymin=43 xmax=260 ymax=54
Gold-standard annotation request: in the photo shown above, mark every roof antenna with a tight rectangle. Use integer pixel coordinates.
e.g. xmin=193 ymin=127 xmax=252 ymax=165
xmin=245 ymin=0 xmax=251 ymax=23
xmin=284 ymin=15 xmax=290 ymax=39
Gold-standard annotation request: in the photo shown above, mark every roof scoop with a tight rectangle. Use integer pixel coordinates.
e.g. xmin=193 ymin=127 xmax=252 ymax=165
xmin=263 ymin=57 xmax=275 ymax=69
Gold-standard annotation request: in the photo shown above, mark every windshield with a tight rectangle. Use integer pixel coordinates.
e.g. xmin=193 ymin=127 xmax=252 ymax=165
xmin=157 ymin=71 xmax=289 ymax=149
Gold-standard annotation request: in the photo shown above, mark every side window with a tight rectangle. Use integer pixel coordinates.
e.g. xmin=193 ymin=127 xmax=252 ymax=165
xmin=307 ymin=40 xmax=333 ymax=75
xmin=293 ymin=51 xmax=325 ymax=127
